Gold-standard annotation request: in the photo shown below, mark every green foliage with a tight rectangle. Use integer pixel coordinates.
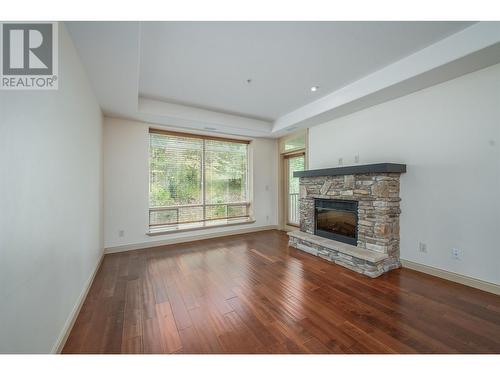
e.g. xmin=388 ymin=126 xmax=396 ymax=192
xmin=149 ymin=135 xmax=248 ymax=211
xmin=206 ymin=141 xmax=247 ymax=204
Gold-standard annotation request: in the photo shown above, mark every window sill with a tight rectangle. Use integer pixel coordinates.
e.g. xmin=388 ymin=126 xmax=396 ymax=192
xmin=147 ymin=217 xmax=256 ymax=236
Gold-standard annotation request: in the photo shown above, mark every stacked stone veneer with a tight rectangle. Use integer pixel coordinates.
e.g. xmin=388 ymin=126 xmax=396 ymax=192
xmin=289 ymin=172 xmax=403 ymax=277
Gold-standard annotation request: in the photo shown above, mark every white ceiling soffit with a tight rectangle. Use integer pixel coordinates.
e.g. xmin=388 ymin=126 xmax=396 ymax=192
xmin=273 ymin=22 xmax=500 ymax=135
xmin=138 ymin=97 xmax=272 ymax=137
xmin=66 ymin=21 xmax=500 ymax=139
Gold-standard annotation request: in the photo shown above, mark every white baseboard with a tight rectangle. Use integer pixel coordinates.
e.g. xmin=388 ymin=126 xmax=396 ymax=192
xmin=401 ymin=259 xmax=500 ymax=296
xmin=52 ymin=251 xmax=105 ymax=354
xmin=104 ymin=225 xmax=280 ymax=254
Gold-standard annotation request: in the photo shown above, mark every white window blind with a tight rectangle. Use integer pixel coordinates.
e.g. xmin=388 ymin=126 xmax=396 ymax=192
xmin=149 ymin=129 xmax=250 ymax=228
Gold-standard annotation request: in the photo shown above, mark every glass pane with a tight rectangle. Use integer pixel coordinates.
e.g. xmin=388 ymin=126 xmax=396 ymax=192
xmin=178 ymin=206 xmax=203 ymax=223
xmin=287 ymin=155 xmax=305 ymax=225
xmin=205 ymin=204 xmax=228 ymax=220
xmin=284 ymin=134 xmax=306 ymax=152
xmin=228 ymin=204 xmax=247 ymax=218
xmin=316 ymin=209 xmax=356 ymax=238
xmin=150 ymin=206 xmax=204 ymax=225
xmin=205 ymin=140 xmax=247 ymax=204
xmin=149 ymin=134 xmax=203 ymax=207
xmin=150 ymin=209 xmax=178 ymax=226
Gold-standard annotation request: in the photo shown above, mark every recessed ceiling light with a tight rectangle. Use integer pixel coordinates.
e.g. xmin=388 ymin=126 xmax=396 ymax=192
xmin=310 ymin=86 xmax=319 ymax=92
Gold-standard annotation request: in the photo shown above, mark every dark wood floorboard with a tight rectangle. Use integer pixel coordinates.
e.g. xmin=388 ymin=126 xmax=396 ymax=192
xmin=62 ymin=230 xmax=500 ymax=354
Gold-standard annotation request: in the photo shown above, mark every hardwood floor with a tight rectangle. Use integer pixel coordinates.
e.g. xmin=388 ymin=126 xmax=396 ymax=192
xmin=62 ymin=230 xmax=500 ymax=354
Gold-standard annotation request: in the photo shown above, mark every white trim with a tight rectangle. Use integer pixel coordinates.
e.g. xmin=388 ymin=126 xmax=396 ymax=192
xmin=105 ymin=225 xmax=280 ymax=254
xmin=139 ymin=97 xmax=273 ymax=136
xmin=283 ymin=224 xmax=299 ymax=232
xmin=52 ymin=251 xmax=105 ymax=354
xmin=401 ymin=259 xmax=500 ymax=296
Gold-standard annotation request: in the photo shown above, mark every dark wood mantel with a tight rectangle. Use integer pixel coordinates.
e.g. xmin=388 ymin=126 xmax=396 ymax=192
xmin=294 ymin=163 xmax=407 ymax=178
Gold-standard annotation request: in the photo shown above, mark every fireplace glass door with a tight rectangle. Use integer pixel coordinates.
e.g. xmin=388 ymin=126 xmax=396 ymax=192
xmin=315 ymin=199 xmax=358 ymax=245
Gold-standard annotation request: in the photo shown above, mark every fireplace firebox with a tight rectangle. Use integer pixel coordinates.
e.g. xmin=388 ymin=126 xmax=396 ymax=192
xmin=314 ymin=199 xmax=358 ymax=245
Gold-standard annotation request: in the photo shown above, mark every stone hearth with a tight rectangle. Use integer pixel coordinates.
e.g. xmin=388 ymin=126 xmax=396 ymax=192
xmin=288 ymin=163 xmax=406 ymax=278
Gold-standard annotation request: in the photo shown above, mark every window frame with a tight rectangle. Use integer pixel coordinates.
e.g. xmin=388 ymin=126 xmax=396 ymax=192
xmin=148 ymin=128 xmax=252 ymax=231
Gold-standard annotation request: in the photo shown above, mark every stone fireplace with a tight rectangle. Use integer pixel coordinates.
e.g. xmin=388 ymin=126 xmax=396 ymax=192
xmin=288 ymin=163 xmax=406 ymax=278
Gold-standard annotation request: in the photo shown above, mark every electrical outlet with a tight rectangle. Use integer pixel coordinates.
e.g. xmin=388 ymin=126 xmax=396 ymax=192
xmin=354 ymin=154 xmax=360 ymax=163
xmin=418 ymin=242 xmax=427 ymax=253
xmin=266 ymin=215 xmax=270 ymax=223
xmin=451 ymin=248 xmax=460 ymax=260
xmin=119 ymin=230 xmax=125 ymax=238
xmin=338 ymin=157 xmax=343 ymax=166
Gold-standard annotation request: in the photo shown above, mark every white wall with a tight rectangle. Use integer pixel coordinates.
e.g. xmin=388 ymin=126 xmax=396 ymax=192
xmin=0 ymin=25 xmax=103 ymax=353
xmin=309 ymin=63 xmax=500 ymax=285
xmin=103 ymin=117 xmax=278 ymax=249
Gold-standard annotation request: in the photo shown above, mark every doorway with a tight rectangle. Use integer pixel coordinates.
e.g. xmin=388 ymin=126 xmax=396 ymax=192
xmin=284 ymin=153 xmax=305 ymax=226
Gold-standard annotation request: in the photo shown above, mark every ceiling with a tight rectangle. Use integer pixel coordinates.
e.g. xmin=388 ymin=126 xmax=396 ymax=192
xmin=139 ymin=21 xmax=473 ymax=121
xmin=66 ymin=21 xmax=500 ymax=138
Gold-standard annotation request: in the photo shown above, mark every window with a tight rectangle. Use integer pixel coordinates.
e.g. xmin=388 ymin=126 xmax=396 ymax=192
xmin=286 ymin=153 xmax=305 ymax=226
xmin=281 ymin=132 xmax=306 ymax=153
xmin=149 ymin=129 xmax=250 ymax=230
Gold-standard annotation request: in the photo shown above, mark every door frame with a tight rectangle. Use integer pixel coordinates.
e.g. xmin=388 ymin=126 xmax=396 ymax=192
xmin=283 ymin=152 xmax=305 ymax=228
xmin=277 ymin=129 xmax=308 ymax=231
